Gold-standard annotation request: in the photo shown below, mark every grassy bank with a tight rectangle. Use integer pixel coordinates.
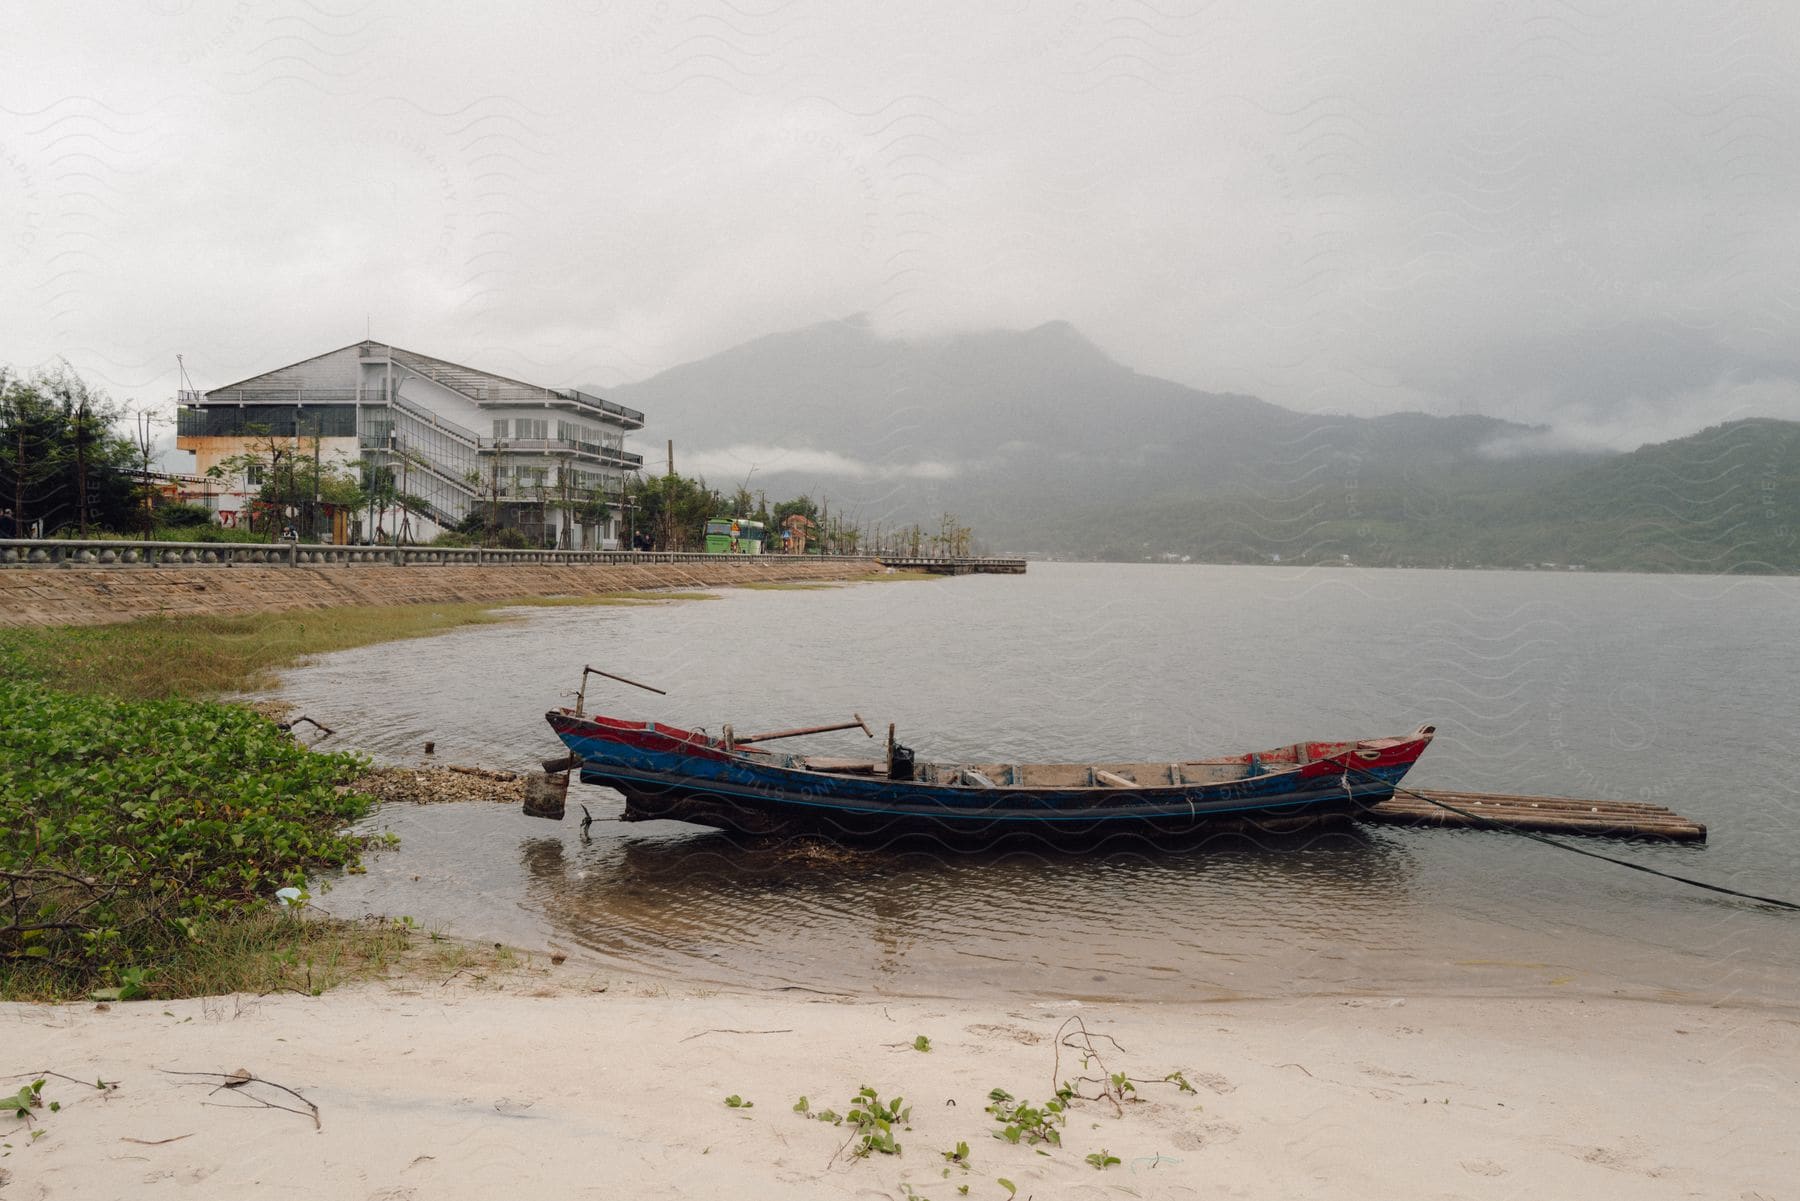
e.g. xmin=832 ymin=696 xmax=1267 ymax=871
xmin=0 ymin=592 xmax=715 ymax=699
xmin=0 ymin=591 xmax=715 ymax=1001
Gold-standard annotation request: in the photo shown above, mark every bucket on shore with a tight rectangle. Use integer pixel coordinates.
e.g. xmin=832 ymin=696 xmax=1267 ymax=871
xmin=522 ymin=770 xmax=569 ymax=820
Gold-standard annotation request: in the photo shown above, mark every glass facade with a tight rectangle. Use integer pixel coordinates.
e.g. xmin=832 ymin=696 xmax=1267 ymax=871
xmin=177 ymin=404 xmax=357 ymax=438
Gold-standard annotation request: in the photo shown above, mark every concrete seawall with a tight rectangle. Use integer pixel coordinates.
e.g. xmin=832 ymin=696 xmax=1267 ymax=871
xmin=0 ymin=557 xmax=883 ymax=628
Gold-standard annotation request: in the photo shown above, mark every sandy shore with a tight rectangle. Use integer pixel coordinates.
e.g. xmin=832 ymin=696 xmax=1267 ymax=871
xmin=5 ymin=968 xmax=1795 ymax=1201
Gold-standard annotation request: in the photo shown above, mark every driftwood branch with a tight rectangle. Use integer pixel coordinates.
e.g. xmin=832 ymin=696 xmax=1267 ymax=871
xmin=1053 ymin=1015 xmax=1125 ymax=1115
xmin=2 ymin=1069 xmax=119 ymax=1089
xmin=678 ymin=1028 xmax=793 ymax=1043
xmin=1050 ymin=1016 xmax=1198 ymax=1113
xmin=159 ymin=1068 xmax=321 ymax=1130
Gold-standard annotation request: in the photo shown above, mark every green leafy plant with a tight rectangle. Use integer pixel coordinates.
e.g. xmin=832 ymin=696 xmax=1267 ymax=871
xmin=794 ymin=1094 xmax=847 ymax=1126
xmin=940 ymin=1140 xmax=970 ymax=1166
xmin=3 ymin=1081 xmax=43 ymax=1122
xmin=845 ymin=1085 xmax=909 ymax=1157
xmin=0 ymin=681 xmax=377 ymax=993
xmin=88 ymin=966 xmax=151 ymax=1003
xmin=1086 ymin=1150 xmax=1122 ymax=1170
xmin=723 ymin=1095 xmax=753 ymax=1109
xmin=997 ymin=1179 xmax=1017 ymax=1200
xmin=913 ymin=1035 xmax=932 ymax=1052
xmin=985 ymin=1087 xmax=1069 ymax=1146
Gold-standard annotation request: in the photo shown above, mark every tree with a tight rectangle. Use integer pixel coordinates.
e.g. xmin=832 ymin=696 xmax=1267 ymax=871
xmin=573 ymin=487 xmax=612 ymax=547
xmin=772 ymin=494 xmax=819 ymax=529
xmin=0 ymin=364 xmax=140 ymax=537
xmin=830 ymin=517 xmax=861 ymax=554
xmin=935 ymin=512 xmax=972 ymax=557
xmin=627 ymin=471 xmax=722 ymax=550
xmin=215 ymin=434 xmax=293 ymax=537
xmin=218 ymin=433 xmax=364 ymax=540
xmin=361 ymin=460 xmax=396 ymax=542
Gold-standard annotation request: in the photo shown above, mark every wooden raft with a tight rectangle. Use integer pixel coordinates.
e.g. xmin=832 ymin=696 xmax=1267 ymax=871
xmin=1360 ymin=789 xmax=1707 ymax=842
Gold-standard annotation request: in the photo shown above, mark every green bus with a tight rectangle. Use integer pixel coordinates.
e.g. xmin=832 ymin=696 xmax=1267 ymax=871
xmin=703 ymin=517 xmax=765 ymax=554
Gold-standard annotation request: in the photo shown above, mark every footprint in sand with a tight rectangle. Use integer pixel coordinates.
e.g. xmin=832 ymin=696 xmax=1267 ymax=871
xmin=1170 ymin=1119 xmax=1242 ymax=1149
xmin=1574 ymin=1137 xmax=1666 ymax=1178
xmin=964 ymin=1022 xmax=1043 ymax=1045
xmin=1460 ymin=1160 xmax=1507 ymax=1177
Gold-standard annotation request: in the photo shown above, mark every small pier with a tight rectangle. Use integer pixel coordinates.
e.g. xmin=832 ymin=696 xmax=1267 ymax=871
xmin=1361 ymin=789 xmax=1707 ymax=842
xmin=876 ymin=556 xmax=1027 ymax=575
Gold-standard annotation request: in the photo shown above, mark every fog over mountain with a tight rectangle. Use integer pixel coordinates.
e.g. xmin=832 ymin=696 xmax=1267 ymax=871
xmin=599 ymin=316 xmax=1574 ymax=542
xmin=597 ymin=316 xmax=1800 ymax=570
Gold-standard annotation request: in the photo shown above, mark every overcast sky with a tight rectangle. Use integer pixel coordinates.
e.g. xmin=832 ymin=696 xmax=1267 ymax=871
xmin=6 ymin=0 xmax=1800 ymax=452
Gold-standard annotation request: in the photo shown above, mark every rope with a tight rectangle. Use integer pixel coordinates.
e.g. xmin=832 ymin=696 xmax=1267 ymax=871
xmin=1343 ymin=762 xmax=1800 ymax=912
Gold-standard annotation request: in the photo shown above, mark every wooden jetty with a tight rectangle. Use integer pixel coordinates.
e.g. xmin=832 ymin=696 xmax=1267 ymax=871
xmin=1361 ymin=789 xmax=1706 ymax=842
xmin=875 ymin=556 xmax=1027 ymax=575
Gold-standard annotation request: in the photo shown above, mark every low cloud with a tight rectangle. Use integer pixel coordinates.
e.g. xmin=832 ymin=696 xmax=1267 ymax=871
xmin=1478 ymin=374 xmax=1800 ymax=458
xmin=677 ymin=443 xmax=958 ymax=483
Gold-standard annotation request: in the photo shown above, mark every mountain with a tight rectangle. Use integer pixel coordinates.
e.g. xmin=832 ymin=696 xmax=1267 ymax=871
xmin=602 ymin=317 xmax=1565 ymax=547
xmin=598 ymin=319 xmax=1800 ymax=571
xmin=1066 ymin=418 xmax=1800 ymax=571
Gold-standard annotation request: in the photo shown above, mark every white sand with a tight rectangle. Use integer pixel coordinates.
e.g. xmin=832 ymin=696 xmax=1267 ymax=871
xmin=5 ymin=973 xmax=1795 ymax=1200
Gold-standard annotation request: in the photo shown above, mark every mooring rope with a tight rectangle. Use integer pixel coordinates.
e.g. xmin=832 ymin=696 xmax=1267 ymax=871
xmin=1343 ymin=762 xmax=1800 ymax=912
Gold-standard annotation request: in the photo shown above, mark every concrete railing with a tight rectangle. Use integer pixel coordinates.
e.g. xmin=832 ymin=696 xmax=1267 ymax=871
xmin=2 ymin=539 xmax=315 ymax=567
xmin=0 ymin=539 xmax=882 ymax=569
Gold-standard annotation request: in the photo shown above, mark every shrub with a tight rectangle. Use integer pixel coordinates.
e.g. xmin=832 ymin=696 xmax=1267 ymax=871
xmin=0 ymin=680 xmax=375 ymax=992
xmin=157 ymin=502 xmax=215 ymax=528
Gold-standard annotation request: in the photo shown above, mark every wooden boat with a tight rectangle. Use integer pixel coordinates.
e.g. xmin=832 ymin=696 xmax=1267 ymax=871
xmin=543 ymin=674 xmax=1436 ymax=843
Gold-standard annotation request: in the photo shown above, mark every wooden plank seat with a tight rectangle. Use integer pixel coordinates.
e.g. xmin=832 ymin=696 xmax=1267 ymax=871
xmin=801 ymin=757 xmax=884 ymax=775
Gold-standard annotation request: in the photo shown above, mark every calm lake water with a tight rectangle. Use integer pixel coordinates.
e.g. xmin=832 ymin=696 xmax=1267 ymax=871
xmin=276 ymin=564 xmax=1800 ymax=1005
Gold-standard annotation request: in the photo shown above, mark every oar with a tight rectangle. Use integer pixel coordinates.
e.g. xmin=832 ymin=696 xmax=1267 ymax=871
xmin=734 ymin=714 xmax=874 ymax=745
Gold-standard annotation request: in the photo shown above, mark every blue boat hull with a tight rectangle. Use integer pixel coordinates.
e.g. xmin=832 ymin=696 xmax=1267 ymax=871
xmin=547 ymin=710 xmax=1435 ymax=844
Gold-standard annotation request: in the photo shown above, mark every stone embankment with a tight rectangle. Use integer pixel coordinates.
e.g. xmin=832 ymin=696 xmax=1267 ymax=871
xmin=0 ymin=556 xmax=880 ymax=627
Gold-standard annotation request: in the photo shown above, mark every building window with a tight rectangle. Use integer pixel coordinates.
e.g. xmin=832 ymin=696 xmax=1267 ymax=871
xmin=492 ymin=419 xmax=509 ymax=440
xmin=245 ymin=463 xmax=264 ymax=485
xmin=515 ymin=418 xmax=547 ymax=441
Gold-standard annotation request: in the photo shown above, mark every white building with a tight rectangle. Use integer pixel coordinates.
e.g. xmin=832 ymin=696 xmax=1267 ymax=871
xmin=176 ymin=340 xmax=644 ymax=547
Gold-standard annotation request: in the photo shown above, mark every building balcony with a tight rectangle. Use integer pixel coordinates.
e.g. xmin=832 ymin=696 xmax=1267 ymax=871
xmin=497 ymin=438 xmax=642 ymax=469
xmin=486 ymin=487 xmax=623 ymax=503
xmin=362 ymin=431 xmax=643 ymax=472
xmin=549 ymin=389 xmax=645 ymax=430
